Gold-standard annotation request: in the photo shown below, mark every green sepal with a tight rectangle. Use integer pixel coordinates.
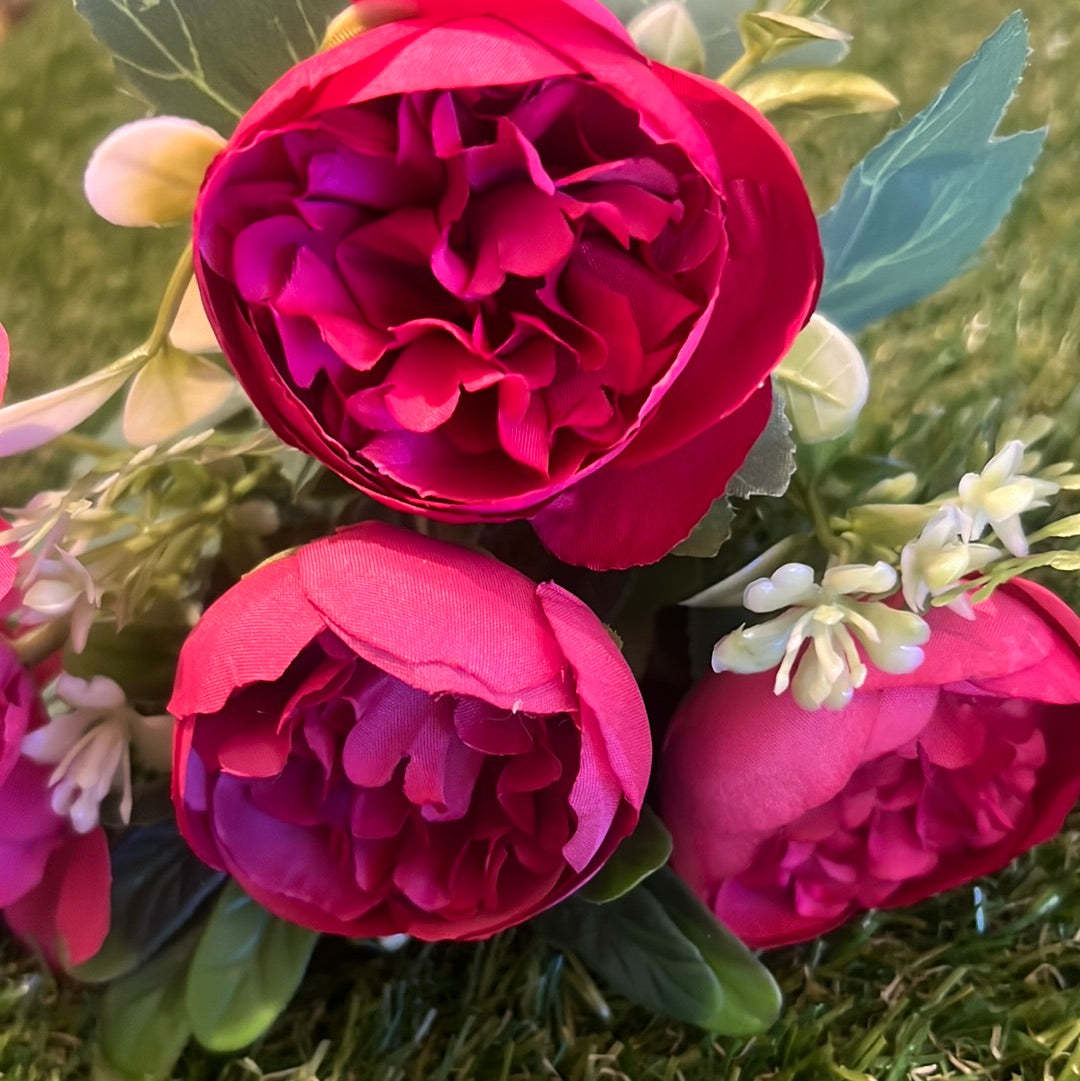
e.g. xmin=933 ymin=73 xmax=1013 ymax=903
xmin=74 ymin=822 xmax=225 ymax=985
xmin=93 ymin=924 xmax=198 ymax=1081
xmin=578 ymin=805 xmax=673 ymax=903
xmin=185 ymin=881 xmax=319 ymax=1053
xmin=535 ymin=868 xmax=781 ymax=1035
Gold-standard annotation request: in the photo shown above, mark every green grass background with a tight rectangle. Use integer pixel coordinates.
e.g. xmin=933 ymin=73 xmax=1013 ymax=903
xmin=1 ymin=0 xmax=1079 ymax=1077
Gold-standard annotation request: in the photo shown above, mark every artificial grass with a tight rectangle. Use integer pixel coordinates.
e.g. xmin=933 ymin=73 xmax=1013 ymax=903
xmin=1 ymin=0 xmax=1079 ymax=1078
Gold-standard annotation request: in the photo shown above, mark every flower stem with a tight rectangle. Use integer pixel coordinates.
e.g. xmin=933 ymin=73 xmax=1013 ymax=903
xmin=145 ymin=244 xmax=194 ymax=357
xmin=798 ymin=475 xmax=846 ymax=559
xmin=12 ymin=620 xmax=71 ymax=668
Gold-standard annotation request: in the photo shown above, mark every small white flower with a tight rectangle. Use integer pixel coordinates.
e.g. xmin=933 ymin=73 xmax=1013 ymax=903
xmin=713 ymin=562 xmax=929 ymax=712
xmin=20 ymin=674 xmax=173 ymax=833
xmin=957 ymin=440 xmax=1059 ymax=557
xmin=900 ymin=505 xmax=1001 ymax=619
xmin=18 ymin=548 xmax=101 ymax=653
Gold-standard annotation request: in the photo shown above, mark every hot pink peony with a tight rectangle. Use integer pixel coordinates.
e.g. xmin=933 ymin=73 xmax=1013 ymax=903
xmin=192 ymin=0 xmax=821 ymax=570
xmin=170 ymin=521 xmax=651 ymax=939
xmin=660 ymin=579 xmax=1080 ymax=949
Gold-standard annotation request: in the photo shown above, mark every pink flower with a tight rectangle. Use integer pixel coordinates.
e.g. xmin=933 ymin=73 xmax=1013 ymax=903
xmin=0 ymin=321 xmax=8 ymax=403
xmin=659 ymin=579 xmax=1080 ymax=949
xmin=0 ymin=649 xmax=111 ymax=967
xmin=192 ymin=0 xmax=821 ymax=570
xmin=170 ymin=521 xmax=650 ymax=939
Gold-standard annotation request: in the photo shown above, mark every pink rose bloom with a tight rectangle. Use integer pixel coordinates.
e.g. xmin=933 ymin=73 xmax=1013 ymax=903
xmin=192 ymin=0 xmax=821 ymax=570
xmin=170 ymin=521 xmax=650 ymax=939
xmin=660 ymin=579 xmax=1080 ymax=949
xmin=0 ymin=651 xmax=111 ymax=967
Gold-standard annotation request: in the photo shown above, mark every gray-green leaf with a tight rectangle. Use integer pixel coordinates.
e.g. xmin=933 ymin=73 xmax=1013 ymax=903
xmin=818 ymin=12 xmax=1045 ymax=332
xmin=726 ymin=390 xmax=795 ymax=499
xmin=74 ymin=0 xmax=348 ymax=132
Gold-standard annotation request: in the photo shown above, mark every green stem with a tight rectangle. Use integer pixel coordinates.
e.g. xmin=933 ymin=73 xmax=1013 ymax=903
xmin=145 ymin=244 xmax=194 ymax=356
xmin=53 ymin=432 xmax=122 ymax=458
xmin=798 ymin=475 xmax=846 ymax=559
xmin=717 ymin=49 xmax=760 ymax=89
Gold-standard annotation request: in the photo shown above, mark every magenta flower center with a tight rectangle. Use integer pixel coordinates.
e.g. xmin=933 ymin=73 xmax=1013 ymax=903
xmin=198 ymin=77 xmax=722 ymax=507
xmin=190 ymin=633 xmax=584 ymax=932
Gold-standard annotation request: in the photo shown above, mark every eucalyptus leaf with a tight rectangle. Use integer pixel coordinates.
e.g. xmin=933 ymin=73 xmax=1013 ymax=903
xmin=775 ymin=314 xmax=869 ymax=445
xmin=75 ymin=823 xmax=225 ymax=984
xmin=738 ymin=68 xmax=898 ymax=120
xmin=536 ymin=868 xmax=780 ymax=1034
xmin=725 ymin=390 xmax=795 ymax=499
xmin=185 ymin=881 xmax=319 ymax=1053
xmin=818 ymin=12 xmax=1045 ymax=332
xmin=672 ymin=497 xmax=733 ymax=558
xmin=578 ymin=805 xmax=673 ymax=903
xmin=74 ymin=0 xmax=348 ymax=132
xmin=94 ymin=924 xmax=197 ymax=1081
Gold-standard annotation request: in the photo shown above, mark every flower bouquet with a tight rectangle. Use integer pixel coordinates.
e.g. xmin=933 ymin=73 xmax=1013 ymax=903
xmin=1 ymin=0 xmax=1078 ymax=1077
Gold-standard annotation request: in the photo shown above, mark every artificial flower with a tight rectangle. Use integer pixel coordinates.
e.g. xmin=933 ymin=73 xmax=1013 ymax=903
xmin=957 ymin=440 xmax=1059 ymax=557
xmin=0 ymin=656 xmax=110 ymax=967
xmin=661 ymin=578 xmax=1080 ymax=948
xmin=712 ymin=562 xmax=929 ymax=710
xmin=170 ymin=521 xmax=650 ymax=940
xmin=191 ymin=0 xmax=821 ymax=569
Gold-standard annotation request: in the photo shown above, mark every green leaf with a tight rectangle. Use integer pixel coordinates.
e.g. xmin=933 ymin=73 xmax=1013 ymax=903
xmin=185 ymin=882 xmax=319 ymax=1053
xmin=738 ymin=68 xmax=898 ymax=120
xmin=738 ymin=10 xmax=848 ymax=59
xmin=775 ymin=314 xmax=869 ymax=445
xmin=75 ymin=823 xmax=225 ymax=984
xmin=535 ymin=868 xmax=781 ymax=1035
xmin=74 ymin=0 xmax=348 ymax=132
xmin=818 ymin=13 xmax=1045 ymax=332
xmin=1028 ymin=515 xmax=1080 ymax=543
xmin=672 ymin=497 xmax=733 ymax=558
xmin=122 ymin=345 xmax=237 ymax=446
xmin=578 ymin=806 xmax=673 ymax=903
xmin=94 ymin=924 xmax=197 ymax=1081
xmin=726 ymin=389 xmax=795 ymax=499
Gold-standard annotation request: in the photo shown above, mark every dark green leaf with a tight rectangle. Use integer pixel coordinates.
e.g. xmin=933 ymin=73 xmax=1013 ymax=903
xmin=647 ymin=868 xmax=783 ymax=1036
xmin=74 ymin=0 xmax=348 ymax=132
xmin=818 ymin=13 xmax=1045 ymax=332
xmin=535 ymin=868 xmax=780 ymax=1034
xmin=726 ymin=389 xmax=796 ymax=499
xmin=75 ymin=822 xmax=225 ymax=984
xmin=94 ymin=924 xmax=196 ymax=1081
xmin=578 ymin=805 xmax=673 ymax=903
xmin=185 ymin=881 xmax=319 ymax=1053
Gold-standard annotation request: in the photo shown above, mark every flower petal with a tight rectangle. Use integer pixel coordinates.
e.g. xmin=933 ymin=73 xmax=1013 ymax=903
xmin=85 ymin=117 xmax=225 ymax=227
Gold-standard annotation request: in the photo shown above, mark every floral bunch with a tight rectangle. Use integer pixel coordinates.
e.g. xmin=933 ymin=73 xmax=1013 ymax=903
xmin=0 ymin=0 xmax=1074 ymax=1076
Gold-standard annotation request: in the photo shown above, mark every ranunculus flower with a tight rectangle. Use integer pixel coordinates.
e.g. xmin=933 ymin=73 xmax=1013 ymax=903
xmin=0 ymin=649 xmax=111 ymax=967
xmin=192 ymin=0 xmax=821 ymax=570
xmin=660 ymin=579 xmax=1080 ymax=948
xmin=170 ymin=521 xmax=650 ymax=939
